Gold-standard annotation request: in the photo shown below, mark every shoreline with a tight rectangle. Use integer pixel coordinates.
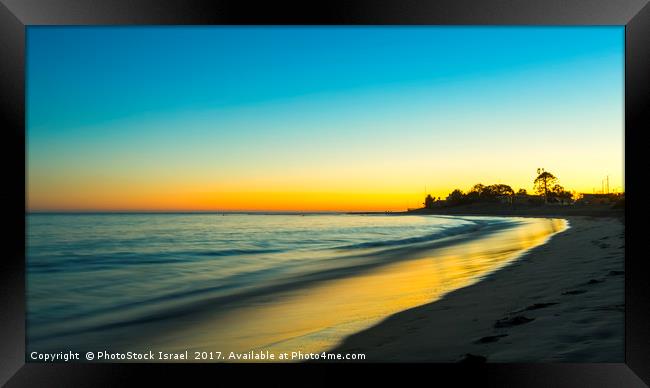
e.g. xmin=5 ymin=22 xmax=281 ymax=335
xmin=349 ymin=203 xmax=624 ymax=219
xmin=330 ymin=216 xmax=624 ymax=362
xmin=30 ymin=215 xmax=570 ymax=358
xmin=139 ymin=216 xmax=567 ymax=357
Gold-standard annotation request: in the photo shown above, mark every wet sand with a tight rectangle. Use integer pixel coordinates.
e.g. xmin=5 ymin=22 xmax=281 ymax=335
xmin=28 ymin=216 xmax=569 ymax=360
xmin=332 ymin=216 xmax=624 ymax=362
xmin=146 ymin=217 xmax=567 ymax=358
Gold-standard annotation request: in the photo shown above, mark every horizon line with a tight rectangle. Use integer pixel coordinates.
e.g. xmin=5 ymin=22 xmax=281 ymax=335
xmin=26 ymin=210 xmax=388 ymax=215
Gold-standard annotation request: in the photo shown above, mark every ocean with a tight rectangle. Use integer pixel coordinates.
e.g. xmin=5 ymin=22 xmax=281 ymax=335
xmin=26 ymin=213 xmax=566 ymax=358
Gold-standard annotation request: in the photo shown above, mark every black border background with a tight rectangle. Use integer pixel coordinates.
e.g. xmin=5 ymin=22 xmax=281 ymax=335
xmin=1 ymin=0 xmax=649 ymax=386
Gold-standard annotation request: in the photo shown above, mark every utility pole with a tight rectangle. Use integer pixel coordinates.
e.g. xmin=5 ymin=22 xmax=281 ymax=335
xmin=606 ymin=175 xmax=609 ymax=194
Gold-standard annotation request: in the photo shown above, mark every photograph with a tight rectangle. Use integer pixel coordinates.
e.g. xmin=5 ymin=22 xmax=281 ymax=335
xmin=26 ymin=26 xmax=624 ymax=363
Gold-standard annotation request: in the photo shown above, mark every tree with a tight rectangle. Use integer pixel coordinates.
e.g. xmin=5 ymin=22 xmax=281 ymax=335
xmin=490 ymin=184 xmax=515 ymax=196
xmin=466 ymin=183 xmax=484 ymax=202
xmin=470 ymin=183 xmax=485 ymax=195
xmin=481 ymin=185 xmax=497 ymax=198
xmin=424 ymin=194 xmax=434 ymax=209
xmin=550 ymin=184 xmax=565 ymax=197
xmin=517 ymin=188 xmax=527 ymax=195
xmin=472 ymin=184 xmax=514 ymax=201
xmin=534 ymin=169 xmax=558 ymax=202
xmin=550 ymin=184 xmax=573 ymax=203
xmin=447 ymin=189 xmax=465 ymax=206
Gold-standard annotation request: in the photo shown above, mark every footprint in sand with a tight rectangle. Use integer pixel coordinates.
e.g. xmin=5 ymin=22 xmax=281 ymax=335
xmin=591 ymin=240 xmax=610 ymax=249
xmin=592 ymin=304 xmax=624 ymax=312
xmin=494 ymin=315 xmax=534 ymax=328
xmin=474 ymin=334 xmax=508 ymax=344
xmin=511 ymin=302 xmax=558 ymax=314
xmin=523 ymin=302 xmax=558 ymax=311
xmin=562 ymin=289 xmax=587 ymax=295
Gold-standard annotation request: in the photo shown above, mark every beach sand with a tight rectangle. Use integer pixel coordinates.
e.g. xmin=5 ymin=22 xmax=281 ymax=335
xmin=332 ymin=216 xmax=624 ymax=362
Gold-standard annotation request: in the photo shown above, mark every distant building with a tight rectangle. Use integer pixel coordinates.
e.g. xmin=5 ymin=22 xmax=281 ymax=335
xmin=576 ymin=193 xmax=622 ymax=205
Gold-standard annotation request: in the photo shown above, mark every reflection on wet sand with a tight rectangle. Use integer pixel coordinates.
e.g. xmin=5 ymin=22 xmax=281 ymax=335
xmin=152 ymin=218 xmax=567 ymax=359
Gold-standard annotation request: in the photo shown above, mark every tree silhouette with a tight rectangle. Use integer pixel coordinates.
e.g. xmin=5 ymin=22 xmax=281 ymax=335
xmin=447 ymin=189 xmax=465 ymax=205
xmin=490 ymin=184 xmax=514 ymax=196
xmin=424 ymin=194 xmax=435 ymax=209
xmin=469 ymin=183 xmax=514 ymax=201
xmin=466 ymin=184 xmax=484 ymax=201
xmin=470 ymin=183 xmax=485 ymax=195
xmin=534 ymin=169 xmax=558 ymax=202
xmin=438 ymin=173 xmax=575 ymax=209
xmin=550 ymin=184 xmax=573 ymax=202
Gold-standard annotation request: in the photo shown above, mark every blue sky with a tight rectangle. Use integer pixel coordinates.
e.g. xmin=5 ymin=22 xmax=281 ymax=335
xmin=26 ymin=26 xmax=624 ymax=211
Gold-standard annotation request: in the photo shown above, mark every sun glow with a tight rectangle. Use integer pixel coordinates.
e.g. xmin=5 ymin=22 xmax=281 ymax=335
xmin=27 ymin=27 xmax=623 ymax=212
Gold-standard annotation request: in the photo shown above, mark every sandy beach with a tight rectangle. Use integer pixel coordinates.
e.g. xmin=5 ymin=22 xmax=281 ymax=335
xmin=332 ymin=216 xmax=624 ymax=362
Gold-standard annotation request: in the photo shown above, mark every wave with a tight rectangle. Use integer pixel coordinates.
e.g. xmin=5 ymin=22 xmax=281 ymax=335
xmin=28 ymin=218 xmax=515 ymax=274
xmin=28 ymin=247 xmax=287 ymax=274
xmin=28 ymin=216 xmax=522 ymax=346
xmin=335 ymin=221 xmax=484 ymax=250
xmin=187 ymin=247 xmax=285 ymax=257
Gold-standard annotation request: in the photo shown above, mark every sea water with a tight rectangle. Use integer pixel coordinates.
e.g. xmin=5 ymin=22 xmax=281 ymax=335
xmin=27 ymin=213 xmax=565 ymax=357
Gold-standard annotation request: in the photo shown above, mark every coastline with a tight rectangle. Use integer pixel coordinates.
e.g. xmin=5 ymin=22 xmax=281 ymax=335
xmin=139 ymin=216 xmax=567 ymax=358
xmin=29 ymin=214 xmax=559 ymax=356
xmin=351 ymin=203 xmax=623 ymax=219
xmin=27 ymin=213 xmax=622 ymax=362
xmin=331 ymin=215 xmax=624 ymax=362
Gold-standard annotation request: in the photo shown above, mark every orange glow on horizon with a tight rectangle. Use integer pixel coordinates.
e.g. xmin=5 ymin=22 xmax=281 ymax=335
xmin=26 ymin=151 xmax=624 ymax=213
xmin=27 ymin=181 xmax=625 ymax=213
xmin=27 ymin=190 xmax=427 ymax=212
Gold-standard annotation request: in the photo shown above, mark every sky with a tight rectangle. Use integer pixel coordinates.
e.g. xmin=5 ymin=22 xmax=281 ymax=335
xmin=27 ymin=26 xmax=624 ymax=212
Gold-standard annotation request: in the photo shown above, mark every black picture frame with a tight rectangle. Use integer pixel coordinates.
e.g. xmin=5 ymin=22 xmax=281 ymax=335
xmin=1 ymin=0 xmax=648 ymax=386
